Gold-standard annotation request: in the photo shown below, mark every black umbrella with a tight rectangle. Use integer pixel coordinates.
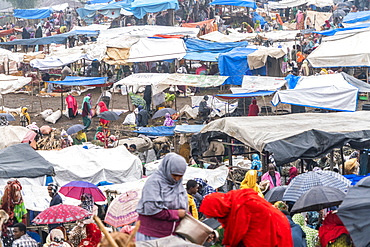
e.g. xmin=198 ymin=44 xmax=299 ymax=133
xmin=264 ymin=185 xmax=287 ymax=203
xmin=97 ymin=111 xmax=120 ymax=121
xmin=338 ymin=176 xmax=370 ymax=247
xmin=152 ymin=108 xmax=177 ymax=119
xmin=0 ymin=113 xmax=15 ymax=121
xmin=291 ymin=186 xmax=345 ymax=213
xmin=66 ymin=124 xmax=85 ymax=135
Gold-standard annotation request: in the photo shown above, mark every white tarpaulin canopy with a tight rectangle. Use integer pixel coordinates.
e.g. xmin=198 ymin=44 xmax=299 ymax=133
xmin=271 ymin=73 xmax=358 ymax=112
xmin=0 ymin=126 xmax=33 ymax=150
xmin=0 ymin=75 xmax=32 ymax=94
xmin=268 ymin=0 xmax=307 ymax=9
xmin=247 ymin=47 xmax=286 ymax=69
xmin=38 ymin=145 xmax=142 ymax=185
xmin=127 ymin=38 xmax=186 ymax=63
xmin=231 ymin=76 xmax=286 ymax=93
xmin=307 ymin=29 xmax=370 ymax=67
xmin=199 ymin=31 xmax=249 ymax=42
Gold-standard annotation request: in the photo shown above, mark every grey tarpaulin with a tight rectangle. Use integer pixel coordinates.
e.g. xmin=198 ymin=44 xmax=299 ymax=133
xmin=341 ymin=72 xmax=370 ymax=92
xmin=191 ymin=112 xmax=370 ymax=165
xmin=0 ymin=143 xmax=55 ymax=178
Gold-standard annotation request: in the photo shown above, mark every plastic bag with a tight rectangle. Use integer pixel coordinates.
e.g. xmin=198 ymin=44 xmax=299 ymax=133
xmin=45 ymin=110 xmax=61 ymax=124
xmin=123 ymin=112 xmax=136 ymax=125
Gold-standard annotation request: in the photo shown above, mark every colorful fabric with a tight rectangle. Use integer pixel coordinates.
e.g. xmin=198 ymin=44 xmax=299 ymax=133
xmin=248 ymin=99 xmax=259 ymax=116
xmin=81 ymin=96 xmax=91 ymax=117
xmin=200 ymin=189 xmax=293 ymax=247
xmin=13 ymin=202 xmax=27 ymax=223
xmin=163 ymin=113 xmax=174 ymax=127
xmin=65 ymin=95 xmax=78 ymax=117
xmin=78 ymin=223 xmax=101 ymax=247
xmin=136 ymin=153 xmax=188 ymax=216
xmin=76 ymin=131 xmax=87 ymax=142
xmin=293 ymin=214 xmax=318 ymax=247
xmin=194 ymin=178 xmax=216 ymax=197
xmin=81 ymin=193 xmax=94 ymax=213
xmin=319 ymin=211 xmax=350 ymax=247
xmin=250 ymin=154 xmax=262 ymax=177
xmin=261 ymin=171 xmax=281 ymax=189
xmin=21 ymin=107 xmax=30 ymax=126
xmin=287 ymin=167 xmax=298 ymax=185
xmin=2 ymin=180 xmax=24 ymax=223
xmin=187 ymin=194 xmax=198 ymax=220
xmin=97 ymin=101 xmax=109 ymax=126
xmin=69 ymin=225 xmax=86 ymax=247
xmin=240 ymin=170 xmax=264 ymax=197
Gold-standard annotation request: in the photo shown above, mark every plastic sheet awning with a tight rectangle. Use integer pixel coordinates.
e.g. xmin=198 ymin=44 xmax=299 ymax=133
xmin=131 ymin=0 xmax=179 ymax=19
xmin=313 ymin=23 xmax=370 ymax=36
xmin=217 ymin=91 xmax=275 ymax=99
xmin=30 ymin=54 xmax=90 ymax=70
xmin=134 ymin=126 xmax=176 ymax=136
xmin=343 ymin=10 xmax=370 ymax=24
xmin=14 ymin=8 xmax=53 ymax=19
xmin=174 ymin=125 xmax=205 ymax=134
xmin=231 ymin=76 xmax=286 ymax=93
xmin=48 ymin=76 xmax=107 ymax=86
xmin=77 ymin=1 xmax=133 ymax=19
xmin=267 ymin=0 xmax=307 ymax=9
xmin=209 ymin=0 xmax=257 ymax=9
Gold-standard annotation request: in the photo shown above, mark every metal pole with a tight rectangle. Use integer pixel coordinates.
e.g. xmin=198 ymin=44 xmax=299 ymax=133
xmin=61 ymin=85 xmax=64 ymax=113
xmin=330 ymin=150 xmax=334 ymax=171
xmin=340 ymin=147 xmax=345 ymax=175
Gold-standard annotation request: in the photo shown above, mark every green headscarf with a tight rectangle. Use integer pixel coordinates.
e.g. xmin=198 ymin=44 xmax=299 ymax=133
xmin=292 ymin=214 xmax=318 ymax=247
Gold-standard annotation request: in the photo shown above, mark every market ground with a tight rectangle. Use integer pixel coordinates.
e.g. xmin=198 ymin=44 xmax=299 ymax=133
xmin=3 ymin=87 xmax=370 ymax=140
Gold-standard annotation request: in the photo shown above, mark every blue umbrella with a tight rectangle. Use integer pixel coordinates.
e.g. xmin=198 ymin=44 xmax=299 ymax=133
xmin=0 ymin=113 xmax=15 ymax=121
xmin=66 ymin=124 xmax=85 ymax=135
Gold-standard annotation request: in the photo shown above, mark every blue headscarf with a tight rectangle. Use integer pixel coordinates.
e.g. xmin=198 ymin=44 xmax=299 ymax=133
xmin=251 ymin=154 xmax=262 ymax=176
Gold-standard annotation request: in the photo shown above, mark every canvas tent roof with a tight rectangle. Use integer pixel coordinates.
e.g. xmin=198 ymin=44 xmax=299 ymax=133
xmin=0 ymin=74 xmax=32 ymax=94
xmin=271 ymin=73 xmax=368 ymax=112
xmin=37 ymin=145 xmax=142 ymax=185
xmin=307 ymin=29 xmax=370 ymax=67
xmin=230 ymin=76 xmax=286 ymax=94
xmin=191 ymin=111 xmax=370 ymax=165
xmin=0 ymin=143 xmax=55 ymax=178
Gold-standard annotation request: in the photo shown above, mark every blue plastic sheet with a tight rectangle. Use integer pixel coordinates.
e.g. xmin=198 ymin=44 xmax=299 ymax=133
xmin=77 ymin=0 xmax=132 ymax=19
xmin=216 ymin=91 xmax=275 ymax=99
xmin=174 ymin=125 xmax=205 ymax=133
xmin=285 ymin=74 xmax=300 ymax=89
xmin=343 ymin=173 xmax=370 ymax=186
xmin=134 ymin=126 xmax=176 ymax=136
xmin=48 ymin=76 xmax=107 ymax=86
xmin=218 ymin=47 xmax=257 ymax=85
xmin=14 ymin=8 xmax=53 ymax=19
xmin=313 ymin=23 xmax=370 ymax=36
xmin=209 ymin=0 xmax=257 ymax=9
xmin=0 ymin=30 xmax=99 ymax=46
xmin=252 ymin=12 xmax=266 ymax=26
xmin=343 ymin=10 xmax=370 ymax=24
xmin=184 ymin=38 xmax=248 ymax=61
xmin=131 ymin=0 xmax=179 ymax=19
xmin=86 ymin=0 xmax=111 ymax=4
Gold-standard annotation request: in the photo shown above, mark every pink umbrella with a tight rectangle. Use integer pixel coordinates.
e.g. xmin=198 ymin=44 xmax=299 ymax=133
xmin=33 ymin=204 xmax=91 ymax=224
xmin=59 ymin=181 xmax=106 ymax=202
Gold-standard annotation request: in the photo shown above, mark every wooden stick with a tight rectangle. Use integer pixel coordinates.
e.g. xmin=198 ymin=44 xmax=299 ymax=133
xmin=124 ymin=221 xmax=140 ymax=247
xmin=93 ymin=215 xmax=119 ymax=247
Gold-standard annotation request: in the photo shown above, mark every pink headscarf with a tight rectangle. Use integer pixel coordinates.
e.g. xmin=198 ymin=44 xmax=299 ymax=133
xmin=163 ymin=113 xmax=174 ymax=127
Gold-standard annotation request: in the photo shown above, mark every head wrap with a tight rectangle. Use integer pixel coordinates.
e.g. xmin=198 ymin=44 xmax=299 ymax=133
xmin=136 ymin=153 xmax=188 ymax=215
xmin=21 ymin=107 xmax=31 ymax=124
xmin=0 ymin=116 xmax=8 ymax=126
xmin=240 ymin=170 xmax=264 ymax=197
xmin=48 ymin=182 xmax=59 ymax=197
xmin=163 ymin=113 xmax=174 ymax=127
xmin=98 ymin=101 xmax=108 ymax=113
xmin=319 ymin=211 xmax=349 ymax=247
xmin=81 ymin=193 xmax=94 ymax=213
xmin=274 ymin=201 xmax=288 ymax=211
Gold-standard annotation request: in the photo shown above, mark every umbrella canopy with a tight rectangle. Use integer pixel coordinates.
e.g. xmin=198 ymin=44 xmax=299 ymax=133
xmin=264 ymin=185 xmax=288 ymax=203
xmin=104 ymin=190 xmax=140 ymax=228
xmin=0 ymin=113 xmax=15 ymax=121
xmin=337 ymin=176 xmax=370 ymax=247
xmin=291 ymin=186 xmax=346 ymax=213
xmin=66 ymin=124 xmax=85 ymax=135
xmin=283 ymin=170 xmax=351 ymax=202
xmin=97 ymin=111 xmax=120 ymax=121
xmin=152 ymin=108 xmax=177 ymax=119
xmin=59 ymin=181 xmax=106 ymax=202
xmin=33 ymin=204 xmax=91 ymax=224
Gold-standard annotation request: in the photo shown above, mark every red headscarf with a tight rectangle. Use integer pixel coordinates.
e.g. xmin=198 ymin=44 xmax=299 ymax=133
xmin=200 ymin=189 xmax=293 ymax=247
xmin=287 ymin=167 xmax=298 ymax=185
xmin=78 ymin=223 xmax=102 ymax=247
xmin=319 ymin=211 xmax=350 ymax=247
xmin=248 ymin=99 xmax=259 ymax=116
xmin=98 ymin=101 xmax=109 ymax=126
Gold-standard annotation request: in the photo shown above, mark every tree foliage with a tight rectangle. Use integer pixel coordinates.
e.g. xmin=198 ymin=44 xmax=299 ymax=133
xmin=5 ymin=0 xmax=38 ymax=9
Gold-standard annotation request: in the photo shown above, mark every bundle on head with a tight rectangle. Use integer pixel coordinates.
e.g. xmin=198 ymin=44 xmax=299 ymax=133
xmin=99 ymin=232 xmax=135 ymax=247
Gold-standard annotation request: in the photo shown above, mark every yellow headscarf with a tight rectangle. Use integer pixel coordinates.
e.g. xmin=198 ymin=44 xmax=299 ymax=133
xmin=240 ymin=170 xmax=264 ymax=198
xmin=21 ymin=107 xmax=30 ymax=124
xmin=76 ymin=130 xmax=87 ymax=141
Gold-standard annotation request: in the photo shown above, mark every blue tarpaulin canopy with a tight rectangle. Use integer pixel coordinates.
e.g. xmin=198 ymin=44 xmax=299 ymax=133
xmin=252 ymin=12 xmax=266 ymax=26
xmin=14 ymin=8 xmax=53 ymax=19
xmin=48 ymin=76 xmax=107 ymax=86
xmin=184 ymin=38 xmax=249 ymax=61
xmin=343 ymin=10 xmax=370 ymax=24
xmin=313 ymin=23 xmax=370 ymax=36
xmin=216 ymin=91 xmax=275 ymax=99
xmin=0 ymin=30 xmax=99 ymax=46
xmin=86 ymin=0 xmax=111 ymax=4
xmin=209 ymin=0 xmax=257 ymax=9
xmin=218 ymin=47 xmax=257 ymax=85
xmin=77 ymin=0 xmax=132 ymax=19
xmin=134 ymin=126 xmax=176 ymax=136
xmin=131 ymin=0 xmax=179 ymax=19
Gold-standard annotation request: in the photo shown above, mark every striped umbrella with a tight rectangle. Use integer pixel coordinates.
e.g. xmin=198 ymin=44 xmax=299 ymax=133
xmin=283 ymin=170 xmax=351 ymax=202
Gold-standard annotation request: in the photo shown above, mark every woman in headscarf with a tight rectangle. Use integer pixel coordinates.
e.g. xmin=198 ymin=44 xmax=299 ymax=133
xmin=287 ymin=166 xmax=298 ymax=185
xmin=248 ymin=99 xmax=259 ymax=116
xmin=21 ymin=27 xmax=30 ymax=52
xmin=97 ymin=101 xmax=109 ymax=127
xmin=136 ymin=153 xmax=188 ymax=241
xmin=20 ymin=107 xmax=30 ymax=127
xmin=137 ymin=105 xmax=149 ymax=127
xmin=65 ymin=93 xmax=78 ymax=119
xmin=81 ymin=95 xmax=92 ymax=131
xmin=293 ymin=213 xmax=318 ymax=247
xmin=43 ymin=229 xmax=71 ymax=247
xmin=240 ymin=170 xmax=264 ymax=198
xmin=60 ymin=130 xmax=72 ymax=149
xmin=200 ymin=189 xmax=293 ymax=247
xmin=0 ymin=116 xmax=8 ymax=126
xmin=80 ymin=193 xmax=94 ymax=213
xmin=35 ymin=26 xmax=43 ymax=38
xmin=319 ymin=211 xmax=353 ymax=247
xmin=77 ymin=223 xmax=101 ymax=247
xmin=73 ymin=130 xmax=87 ymax=145
xmin=250 ymin=154 xmax=262 ymax=176
xmin=1 ymin=180 xmax=27 ymax=226
xmin=163 ymin=113 xmax=174 ymax=127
